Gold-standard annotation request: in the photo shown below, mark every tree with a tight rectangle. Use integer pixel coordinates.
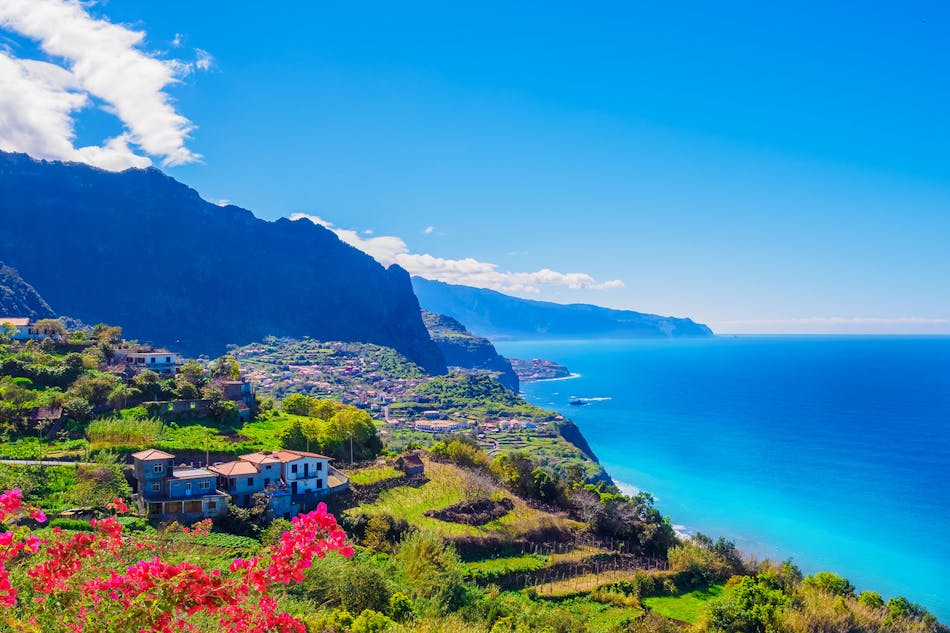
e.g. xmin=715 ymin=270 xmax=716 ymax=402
xmin=212 ymin=355 xmax=241 ymax=381
xmin=34 ymin=318 xmax=66 ymax=338
xmin=178 ymin=360 xmax=207 ymax=388
xmin=132 ymin=370 xmax=164 ymax=401
xmin=70 ymin=374 xmax=121 ymax=407
xmin=175 ymin=381 xmax=199 ymax=400
xmin=858 ymin=591 xmax=885 ymax=610
xmin=107 ymin=384 xmax=134 ymax=410
xmin=703 ymin=575 xmax=788 ymax=633
xmin=802 ymin=571 xmax=855 ymax=597
xmin=282 ymin=394 xmax=314 ymax=416
xmin=91 ymin=323 xmax=122 ymax=344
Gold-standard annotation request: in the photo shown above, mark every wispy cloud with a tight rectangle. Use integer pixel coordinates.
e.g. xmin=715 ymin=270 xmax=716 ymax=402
xmin=423 ymin=226 xmax=434 ymax=235
xmin=291 ymin=213 xmax=625 ymax=294
xmin=194 ymin=48 xmax=213 ymax=72
xmin=0 ymin=0 xmax=201 ymax=170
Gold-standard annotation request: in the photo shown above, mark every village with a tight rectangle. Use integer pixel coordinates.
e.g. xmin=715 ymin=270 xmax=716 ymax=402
xmin=1 ymin=317 xmax=570 ymax=523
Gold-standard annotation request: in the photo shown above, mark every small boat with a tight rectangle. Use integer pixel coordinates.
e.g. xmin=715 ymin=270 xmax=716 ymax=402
xmin=569 ymin=399 xmax=588 ymax=406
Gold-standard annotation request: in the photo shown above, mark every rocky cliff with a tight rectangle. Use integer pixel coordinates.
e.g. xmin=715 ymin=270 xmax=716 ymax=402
xmin=413 ymin=277 xmax=713 ymax=340
xmin=0 ymin=151 xmax=446 ymax=374
xmin=0 ymin=262 xmax=55 ymax=320
xmin=421 ymin=311 xmax=519 ymax=392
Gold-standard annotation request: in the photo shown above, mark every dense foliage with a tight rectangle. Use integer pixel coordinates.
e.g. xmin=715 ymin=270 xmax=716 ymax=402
xmin=0 ymin=490 xmax=354 ymax=632
xmin=279 ymin=395 xmax=383 ymax=462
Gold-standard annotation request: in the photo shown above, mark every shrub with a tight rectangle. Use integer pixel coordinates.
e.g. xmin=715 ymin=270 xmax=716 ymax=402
xmin=48 ymin=517 xmax=96 ymax=532
xmin=393 ymin=531 xmax=466 ymax=614
xmin=0 ymin=490 xmax=355 ymax=631
xmin=802 ymin=571 xmax=855 ymax=597
xmin=350 ymin=609 xmax=395 ymax=633
xmin=388 ymin=592 xmax=414 ymax=622
xmin=339 ymin=563 xmax=392 ymax=615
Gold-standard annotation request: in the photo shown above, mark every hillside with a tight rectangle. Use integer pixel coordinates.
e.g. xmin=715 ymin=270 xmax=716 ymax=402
xmin=0 ymin=151 xmax=446 ymax=374
xmin=412 ymin=277 xmax=713 ymax=340
xmin=421 ymin=310 xmax=519 ymax=391
xmin=0 ymin=262 xmax=54 ymax=320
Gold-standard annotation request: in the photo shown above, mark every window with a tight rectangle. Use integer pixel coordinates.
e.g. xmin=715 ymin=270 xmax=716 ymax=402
xmin=199 ymin=481 xmax=211 ymax=490
xmin=207 ymin=500 xmax=217 ymax=510
xmin=264 ymin=478 xmax=271 ymax=487
xmin=185 ymin=483 xmax=192 ymax=494
xmin=291 ymin=464 xmax=298 ymax=474
xmin=317 ymin=479 xmax=323 ymax=489
xmin=317 ymin=462 xmax=323 ymax=471
xmin=229 ymin=478 xmax=236 ymax=489
xmin=151 ymin=482 xmax=160 ymax=492
xmin=153 ymin=464 xmax=164 ymax=473
xmin=165 ymin=356 xmax=171 ymax=363
xmin=150 ymin=357 xmax=155 ymax=363
xmin=247 ymin=478 xmax=254 ymax=487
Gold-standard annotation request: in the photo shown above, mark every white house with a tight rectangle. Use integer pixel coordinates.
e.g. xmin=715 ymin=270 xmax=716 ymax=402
xmin=120 ymin=351 xmax=180 ymax=375
xmin=241 ymin=450 xmax=331 ymax=496
xmin=0 ymin=317 xmax=58 ymax=341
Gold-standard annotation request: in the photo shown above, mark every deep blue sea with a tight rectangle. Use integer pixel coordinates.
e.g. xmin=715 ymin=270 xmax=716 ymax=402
xmin=495 ymin=336 xmax=950 ymax=621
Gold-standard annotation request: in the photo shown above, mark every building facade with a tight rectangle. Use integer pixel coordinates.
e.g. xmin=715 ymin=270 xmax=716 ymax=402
xmin=131 ymin=449 xmax=229 ymax=521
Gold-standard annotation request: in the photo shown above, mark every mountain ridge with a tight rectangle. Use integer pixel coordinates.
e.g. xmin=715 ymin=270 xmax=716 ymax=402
xmin=0 ymin=262 xmax=55 ymax=320
xmin=0 ymin=151 xmax=446 ymax=374
xmin=411 ymin=277 xmax=713 ymax=340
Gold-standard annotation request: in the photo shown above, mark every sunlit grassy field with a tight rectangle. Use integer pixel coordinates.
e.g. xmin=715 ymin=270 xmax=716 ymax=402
xmin=347 ymin=459 xmax=580 ymax=538
xmin=642 ymin=583 xmax=726 ymax=623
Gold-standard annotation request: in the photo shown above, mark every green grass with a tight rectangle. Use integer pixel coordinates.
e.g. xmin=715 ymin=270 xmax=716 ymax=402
xmin=642 ymin=583 xmax=726 ymax=623
xmin=348 ymin=465 xmax=403 ymax=486
xmin=88 ymin=417 xmax=163 ymax=450
xmin=347 ymin=460 xmax=579 ymax=538
xmin=0 ymin=437 xmax=89 ymax=460
xmin=464 ymin=553 xmax=549 ymax=581
xmin=559 ymin=597 xmax=645 ymax=632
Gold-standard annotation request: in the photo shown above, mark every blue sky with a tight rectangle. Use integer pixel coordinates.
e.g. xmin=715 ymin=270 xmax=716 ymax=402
xmin=2 ymin=1 xmax=949 ymax=333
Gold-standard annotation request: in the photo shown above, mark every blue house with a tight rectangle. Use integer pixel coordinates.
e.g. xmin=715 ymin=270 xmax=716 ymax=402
xmin=131 ymin=449 xmax=229 ymax=520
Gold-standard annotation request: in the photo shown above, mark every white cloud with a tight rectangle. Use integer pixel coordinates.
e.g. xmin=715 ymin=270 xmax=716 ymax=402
xmin=290 ymin=213 xmax=624 ymax=294
xmin=195 ymin=48 xmax=213 ymax=72
xmin=0 ymin=0 xmax=200 ymax=170
xmin=423 ymin=226 xmax=434 ymax=235
xmin=171 ymin=32 xmax=183 ymax=48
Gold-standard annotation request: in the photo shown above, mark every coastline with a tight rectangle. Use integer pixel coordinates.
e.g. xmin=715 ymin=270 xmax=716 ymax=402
xmin=521 ymin=372 xmax=582 ymax=383
xmin=498 ymin=336 xmax=950 ymax=623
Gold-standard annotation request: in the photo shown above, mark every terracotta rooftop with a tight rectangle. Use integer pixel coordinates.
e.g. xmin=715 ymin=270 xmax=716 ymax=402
xmin=209 ymin=461 xmax=259 ymax=477
xmin=0 ymin=317 xmax=30 ymax=326
xmin=131 ymin=449 xmax=175 ymax=461
xmin=272 ymin=449 xmax=332 ymax=462
xmin=239 ymin=452 xmax=282 ymax=465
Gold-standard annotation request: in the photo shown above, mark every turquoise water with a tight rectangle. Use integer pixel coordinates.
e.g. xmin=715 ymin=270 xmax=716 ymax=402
xmin=495 ymin=336 xmax=950 ymax=620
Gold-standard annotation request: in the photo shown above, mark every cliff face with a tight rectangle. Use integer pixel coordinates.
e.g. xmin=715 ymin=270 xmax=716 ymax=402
xmin=422 ymin=311 xmax=519 ymax=392
xmin=0 ymin=263 xmax=55 ymax=320
xmin=0 ymin=151 xmax=446 ymax=374
xmin=412 ymin=277 xmax=713 ymax=340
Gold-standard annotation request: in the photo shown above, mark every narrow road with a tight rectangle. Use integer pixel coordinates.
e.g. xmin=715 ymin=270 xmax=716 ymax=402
xmin=0 ymin=459 xmax=97 ymax=467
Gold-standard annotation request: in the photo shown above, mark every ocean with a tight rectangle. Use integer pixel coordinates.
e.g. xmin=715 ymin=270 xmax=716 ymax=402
xmin=494 ymin=336 xmax=950 ymax=621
